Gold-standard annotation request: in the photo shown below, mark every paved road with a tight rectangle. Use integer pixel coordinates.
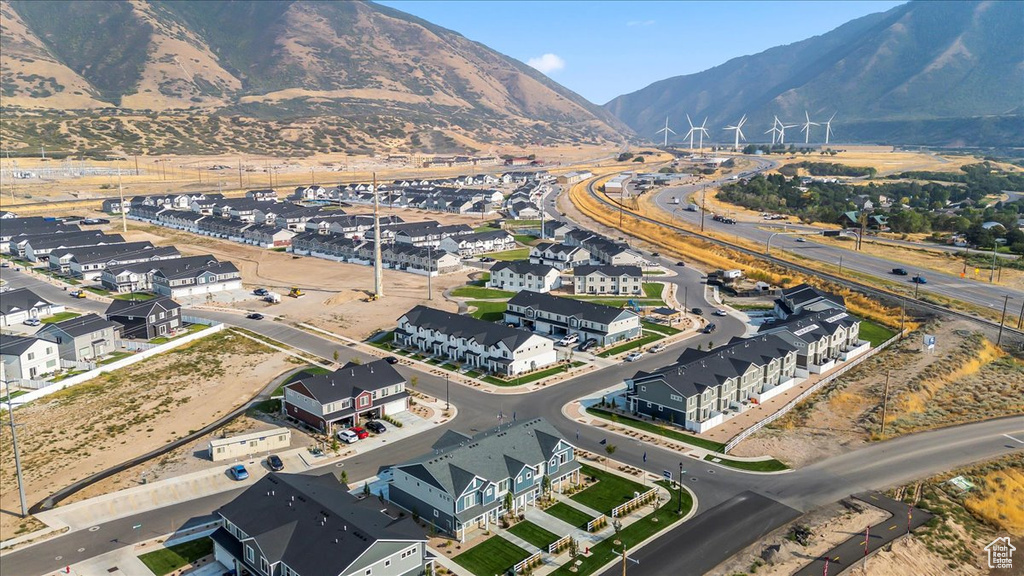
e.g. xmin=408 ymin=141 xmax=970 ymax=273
xmin=650 ymin=169 xmax=1023 ymax=312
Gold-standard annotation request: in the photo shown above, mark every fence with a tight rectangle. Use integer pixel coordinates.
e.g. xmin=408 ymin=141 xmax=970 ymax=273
xmin=611 ymin=487 xmax=658 ymax=518
xmin=548 ymin=534 xmax=572 ymax=555
xmin=60 ymin=358 xmax=96 ymax=371
xmin=723 ymin=333 xmax=902 ymax=453
xmin=118 ymin=339 xmax=160 ymax=352
xmin=184 ymin=315 xmax=217 ymax=326
xmin=511 ymin=551 xmax=542 ymax=575
xmin=586 ymin=514 xmax=608 ymax=532
xmin=3 ymin=322 xmax=223 ymax=409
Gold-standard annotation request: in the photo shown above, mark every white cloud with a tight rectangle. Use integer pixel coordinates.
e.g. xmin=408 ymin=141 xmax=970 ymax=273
xmin=527 ymin=53 xmax=566 ymax=74
xmin=626 ymin=20 xmax=656 ymax=27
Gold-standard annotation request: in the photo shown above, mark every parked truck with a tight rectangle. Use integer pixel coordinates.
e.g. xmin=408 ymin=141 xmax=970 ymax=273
xmin=264 ymin=291 xmax=282 ymax=303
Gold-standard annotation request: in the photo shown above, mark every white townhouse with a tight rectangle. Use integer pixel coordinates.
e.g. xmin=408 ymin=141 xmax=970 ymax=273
xmin=529 ymin=242 xmax=591 ymax=270
xmin=505 ymin=290 xmax=641 ymax=346
xmin=437 ymin=230 xmax=515 ymax=256
xmin=573 ymin=265 xmax=643 ymax=295
xmin=487 ymin=260 xmax=562 ymax=293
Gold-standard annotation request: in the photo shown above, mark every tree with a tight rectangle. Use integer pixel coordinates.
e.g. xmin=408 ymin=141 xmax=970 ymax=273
xmin=340 ymin=470 xmax=349 ymax=485
xmin=363 ymin=481 xmax=371 ymax=497
xmin=568 ymin=538 xmax=579 ymax=559
xmin=504 ymin=491 xmax=514 ymax=516
xmin=632 ymin=156 xmax=645 ymax=163
xmin=349 ymin=357 xmax=362 ymax=365
xmin=542 ymin=474 xmax=552 ymax=497
xmin=333 ymin=350 xmax=340 ymax=363
xmin=617 ymin=152 xmax=634 ymax=162
xmin=604 ymin=444 xmax=617 ymax=469
xmin=410 ymin=375 xmax=419 ymax=389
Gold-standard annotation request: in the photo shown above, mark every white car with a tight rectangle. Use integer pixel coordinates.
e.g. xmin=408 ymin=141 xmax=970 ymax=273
xmin=337 ymin=430 xmax=360 ymax=444
xmin=624 ymin=351 xmax=644 ymax=362
xmin=648 ymin=343 xmax=666 ymax=353
xmin=557 ymin=333 xmax=579 ymax=346
xmin=714 ymin=309 xmax=727 ymax=316
xmin=23 ymin=318 xmax=41 ymax=326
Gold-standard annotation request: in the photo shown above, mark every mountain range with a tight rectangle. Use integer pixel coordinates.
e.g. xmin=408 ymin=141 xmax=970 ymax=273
xmin=605 ymin=1 xmax=1024 ymax=148
xmin=0 ymin=0 xmax=627 ymax=156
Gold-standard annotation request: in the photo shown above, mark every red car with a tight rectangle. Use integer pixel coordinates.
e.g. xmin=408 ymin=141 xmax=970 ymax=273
xmin=349 ymin=426 xmax=369 ymax=440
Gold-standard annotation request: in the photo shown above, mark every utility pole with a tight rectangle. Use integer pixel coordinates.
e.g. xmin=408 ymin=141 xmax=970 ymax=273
xmin=700 ymin=185 xmax=707 ymax=232
xmin=238 ymin=159 xmax=243 ymax=190
xmin=117 ymin=168 xmax=127 ymax=233
xmin=1017 ymin=299 xmax=1024 ymax=331
xmin=3 ymin=375 xmax=29 ymax=518
xmin=372 ymin=172 xmax=383 ymax=300
xmin=996 ymin=295 xmax=1010 ymax=347
xmin=900 ymin=297 xmax=906 ymax=337
xmin=838 ymin=255 xmax=843 ymax=275
xmin=427 ymin=244 xmax=433 ymax=300
xmin=989 ymin=242 xmax=998 ymax=283
xmin=962 ymin=245 xmax=969 ymax=276
xmin=880 ymin=370 xmax=890 ymax=437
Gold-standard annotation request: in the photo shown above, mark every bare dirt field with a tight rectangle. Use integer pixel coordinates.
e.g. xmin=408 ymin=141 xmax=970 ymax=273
xmin=731 ymin=319 xmax=1023 ymax=468
xmin=0 ymin=331 xmax=293 ymax=537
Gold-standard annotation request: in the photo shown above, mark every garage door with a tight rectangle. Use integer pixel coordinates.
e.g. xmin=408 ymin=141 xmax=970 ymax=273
xmin=383 ymin=398 xmax=408 ymax=415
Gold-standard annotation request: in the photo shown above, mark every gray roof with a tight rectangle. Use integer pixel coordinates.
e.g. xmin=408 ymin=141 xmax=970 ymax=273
xmin=19 ymin=230 xmax=119 ymax=251
xmin=573 ymin=265 xmax=642 ymax=278
xmin=0 ymin=217 xmax=79 ymax=239
xmin=153 ymin=258 xmax=238 ymax=281
xmin=632 ymin=334 xmax=798 ymax=399
xmin=37 ymin=313 xmax=119 ymax=338
xmin=399 ymin=305 xmax=536 ymax=351
xmin=216 ymin=473 xmax=424 ymax=576
xmin=105 ymin=254 xmax=221 ymax=277
xmin=105 ymin=296 xmax=181 ymax=319
xmin=507 ymin=290 xmax=636 ymax=325
xmin=396 ymin=418 xmax=573 ymax=497
xmin=759 ymin=309 xmax=860 ymax=343
xmin=779 ymin=284 xmax=845 ymax=312
xmin=286 ymin=359 xmax=404 ymax=405
xmin=0 ymin=287 xmax=53 ymax=316
xmin=490 ymin=260 xmax=557 ymax=277
xmin=0 ymin=334 xmax=53 ymax=356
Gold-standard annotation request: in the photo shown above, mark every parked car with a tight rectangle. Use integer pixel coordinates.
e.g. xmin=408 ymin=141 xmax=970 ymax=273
xmin=578 ymin=338 xmax=598 ymax=352
xmin=383 ymin=356 xmax=399 ymax=364
xmin=22 ymin=318 xmax=41 ymax=326
xmin=480 ymin=257 xmax=495 ymax=263
xmin=691 ymin=307 xmax=704 ymax=315
xmin=557 ymin=333 xmax=579 ymax=346
xmin=246 ymin=313 xmax=264 ymax=320
xmin=703 ymin=323 xmax=717 ymax=334
xmin=714 ymin=309 xmax=727 ymax=316
xmin=912 ymin=275 xmax=927 ymax=284
xmin=69 ymin=290 xmax=86 ymax=298
xmin=0 ymin=262 xmax=9 ymax=268
xmin=267 ymin=455 xmax=284 ymax=472
xmin=337 ymin=429 xmax=360 ymax=444
xmin=365 ymin=421 xmax=387 ymax=434
xmin=648 ymin=343 xmax=666 ymax=353
xmin=229 ymin=464 xmax=249 ymax=481
xmin=624 ymin=351 xmax=644 ymax=362
xmin=349 ymin=426 xmax=369 ymax=440
xmin=253 ymin=288 xmax=269 ymax=296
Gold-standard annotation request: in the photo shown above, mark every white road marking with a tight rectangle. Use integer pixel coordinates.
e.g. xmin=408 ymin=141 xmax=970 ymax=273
xmin=1003 ymin=434 xmax=1024 ymax=444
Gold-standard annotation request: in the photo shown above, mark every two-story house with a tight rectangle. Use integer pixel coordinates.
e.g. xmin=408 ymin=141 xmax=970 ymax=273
xmin=212 ymin=473 xmax=430 ymax=576
xmin=0 ymin=288 xmax=64 ymax=327
xmin=760 ymin=309 xmax=865 ymax=374
xmin=487 ymin=261 xmax=561 ymax=293
xmin=437 ymin=230 xmax=515 ymax=256
xmin=151 ymin=258 xmax=242 ymax=298
xmin=626 ymin=334 xmax=800 ymax=433
xmin=528 ymin=242 xmax=591 ymax=270
xmin=283 ymin=359 xmax=409 ymax=433
xmin=387 ymin=418 xmax=580 ymax=541
xmin=1 ymin=334 xmax=60 ymax=380
xmin=394 ymin=306 xmax=556 ymax=376
xmin=35 ymin=313 xmax=121 ymax=362
xmin=773 ymin=284 xmax=846 ymax=320
xmin=104 ymin=297 xmax=183 ymax=340
xmin=572 ymin=265 xmax=643 ymax=295
xmin=505 ymin=291 xmax=641 ymax=346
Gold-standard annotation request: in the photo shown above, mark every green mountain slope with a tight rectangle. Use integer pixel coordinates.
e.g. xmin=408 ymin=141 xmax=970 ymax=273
xmin=605 ymin=1 xmax=1024 ymax=147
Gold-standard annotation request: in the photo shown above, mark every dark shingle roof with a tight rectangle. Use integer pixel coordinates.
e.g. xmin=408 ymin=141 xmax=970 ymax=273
xmin=759 ymin=309 xmax=860 ymax=343
xmin=216 ymin=473 xmax=424 ymax=576
xmin=38 ymin=313 xmax=119 ymax=338
xmin=573 ymin=265 xmax=642 ymax=277
xmin=286 ymin=359 xmax=404 ymax=404
xmin=507 ymin=291 xmax=634 ymax=325
xmin=490 ymin=260 xmax=557 ymax=277
xmin=0 ymin=334 xmax=53 ymax=356
xmin=0 ymin=287 xmax=53 ymax=315
xmin=105 ymin=296 xmax=181 ymax=318
xmin=400 ymin=305 xmax=537 ymax=351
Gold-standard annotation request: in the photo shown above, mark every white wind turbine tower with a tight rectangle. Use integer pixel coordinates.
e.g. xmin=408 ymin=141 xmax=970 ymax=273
xmin=724 ymin=114 xmax=747 ymax=151
xmin=778 ymin=118 xmax=797 ymax=145
xmin=684 ymin=114 xmax=698 ymax=150
xmin=655 ymin=117 xmax=676 ymax=147
xmin=824 ymin=111 xmax=837 ymax=145
xmin=765 ymin=115 xmax=782 ymax=145
xmin=800 ymin=110 xmax=819 ymax=144
xmin=696 ymin=117 xmax=710 ymax=152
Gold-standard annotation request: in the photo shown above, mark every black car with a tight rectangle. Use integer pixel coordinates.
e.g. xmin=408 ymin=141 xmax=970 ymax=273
xmin=891 ymin=268 xmax=908 ymax=276
xmin=246 ymin=313 xmax=264 ymax=320
xmin=267 ymin=455 xmax=284 ymax=471
xmin=651 ymin=252 xmax=660 ymax=258
xmin=578 ymin=338 xmax=598 ymax=352
xmin=253 ymin=288 xmax=268 ymax=296
xmin=703 ymin=323 xmax=717 ymax=334
xmin=676 ymin=261 xmax=686 ymax=267
xmin=365 ymin=420 xmax=387 ymax=434
xmin=384 ymin=356 xmax=399 ymax=364
xmin=691 ymin=307 xmax=704 ymax=315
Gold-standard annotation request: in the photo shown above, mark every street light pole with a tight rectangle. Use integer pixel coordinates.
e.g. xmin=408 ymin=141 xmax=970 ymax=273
xmin=445 ymin=373 xmax=450 ymax=411
xmin=3 ymin=380 xmax=28 ymax=518
xmin=677 ymin=462 xmax=684 ymax=514
xmin=990 ymin=242 xmax=998 ymax=284
xmin=996 ymin=295 xmax=1011 ymax=347
xmin=700 ymin=186 xmax=706 ymax=232
xmin=838 ymin=255 xmax=843 ymax=275
xmin=427 ymin=244 xmax=433 ymax=300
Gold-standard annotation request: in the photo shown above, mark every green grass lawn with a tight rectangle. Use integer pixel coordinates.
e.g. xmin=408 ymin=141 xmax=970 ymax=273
xmin=450 ymin=286 xmax=517 ymax=299
xmin=138 ymin=537 xmax=213 ymax=576
xmin=642 ymin=283 xmax=663 ymax=298
xmin=704 ymin=454 xmax=789 ymax=472
xmin=148 ymin=323 xmax=208 ymax=344
xmin=453 ymin=536 xmax=530 ymax=576
xmin=569 ymin=296 xmax=665 ymax=308
xmin=0 ymin=390 xmax=27 ymax=403
xmin=480 ymin=247 xmax=531 ymax=261
xmin=641 ymin=321 xmax=682 ymax=336
xmin=596 ymin=334 xmax=663 ymax=357
xmin=859 ymin=320 xmax=897 ymax=347
xmin=98 ymin=351 xmax=132 ymax=365
xmin=42 ymin=311 xmax=81 ymax=323
xmin=571 ymin=464 xmax=645 ymax=515
xmin=474 ymin=225 xmax=502 ymax=233
xmin=282 ymin=366 xmax=332 ymax=387
xmin=83 ymin=286 xmax=109 ymax=296
xmin=467 ymin=300 xmax=507 ymax=321
xmin=544 ymin=502 xmax=594 ymax=529
xmin=111 ymin=292 xmax=156 ymax=301
xmin=507 ymin=521 xmax=560 ymax=549
xmin=587 ymin=407 xmax=726 ymax=452
xmin=643 ymin=269 xmax=665 ymax=275
xmin=514 ymin=234 xmax=540 ymax=245
xmin=481 ymin=363 xmax=573 ymax=386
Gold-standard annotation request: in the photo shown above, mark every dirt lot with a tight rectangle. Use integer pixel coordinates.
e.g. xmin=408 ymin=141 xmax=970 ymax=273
xmin=0 ymin=330 xmax=293 ymax=537
xmin=731 ymin=319 xmax=1023 ymax=468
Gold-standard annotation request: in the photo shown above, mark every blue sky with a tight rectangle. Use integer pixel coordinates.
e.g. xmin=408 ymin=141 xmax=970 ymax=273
xmin=378 ymin=1 xmax=906 ymax=104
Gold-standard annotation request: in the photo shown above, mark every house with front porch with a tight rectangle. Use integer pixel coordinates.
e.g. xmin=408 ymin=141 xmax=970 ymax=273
xmin=437 ymin=230 xmax=516 ymax=256
xmin=387 ymin=418 xmax=580 ymax=541
xmin=282 ymin=359 xmax=408 ymax=433
xmin=505 ymin=290 xmax=641 ymax=346
xmin=394 ymin=306 xmax=556 ymax=376
xmin=35 ymin=313 xmax=121 ymax=362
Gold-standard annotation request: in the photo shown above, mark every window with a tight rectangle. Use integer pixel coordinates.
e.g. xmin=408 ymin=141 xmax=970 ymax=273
xmin=433 ymin=509 xmax=439 ymax=518
xmin=246 ymin=546 xmax=255 ymax=562
xmin=27 ymin=352 xmax=34 ymax=361
xmin=365 ymin=569 xmax=372 ymax=576
xmin=260 ymin=557 xmax=269 ymax=574
xmin=385 ymin=560 xmax=391 ymax=567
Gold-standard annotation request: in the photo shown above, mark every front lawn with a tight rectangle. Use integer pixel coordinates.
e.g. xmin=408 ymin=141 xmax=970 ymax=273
xmin=450 ymin=286 xmax=516 ymax=299
xmin=453 ymin=536 xmax=530 ymax=576
xmin=98 ymin=351 xmax=132 ymax=365
xmin=859 ymin=320 xmax=897 ymax=347
xmin=480 ymin=362 xmax=576 ymax=386
xmin=587 ymin=407 xmax=726 ymax=452
xmin=596 ymin=334 xmax=662 ymax=357
xmin=148 ymin=323 xmax=208 ymax=344
xmin=571 ymin=464 xmax=645 ymax=515
xmin=467 ymin=300 xmax=507 ymax=321
xmin=514 ymin=234 xmax=540 ymax=245
xmin=642 ymin=283 xmax=663 ymax=298
xmin=138 ymin=537 xmax=213 ymax=576
xmin=507 ymin=520 xmax=560 ymax=550
xmin=641 ymin=321 xmax=682 ymax=336
xmin=112 ymin=292 xmax=156 ymax=301
xmin=703 ymin=454 xmax=789 ymax=472
xmin=544 ymin=502 xmax=594 ymax=529
xmin=83 ymin=286 xmax=110 ymax=296
xmin=479 ymin=247 xmax=531 ymax=261
xmin=42 ymin=311 xmax=81 ymax=323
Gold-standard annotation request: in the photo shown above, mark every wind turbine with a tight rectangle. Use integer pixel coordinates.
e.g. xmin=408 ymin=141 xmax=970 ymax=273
xmin=724 ymin=114 xmax=747 ymax=151
xmin=765 ymin=115 xmax=782 ymax=146
xmin=778 ymin=118 xmax=797 ymax=145
xmin=696 ymin=117 xmax=710 ymax=152
xmin=684 ymin=114 xmax=697 ymax=150
xmin=655 ymin=117 xmax=676 ymax=147
xmin=824 ymin=111 xmax=837 ymax=145
xmin=800 ymin=110 xmax=819 ymax=144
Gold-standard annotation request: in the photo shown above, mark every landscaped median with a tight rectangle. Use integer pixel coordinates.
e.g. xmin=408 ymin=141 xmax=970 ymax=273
xmin=587 ymin=407 xmax=726 ymax=452
xmin=703 ymin=454 xmax=789 ymax=472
